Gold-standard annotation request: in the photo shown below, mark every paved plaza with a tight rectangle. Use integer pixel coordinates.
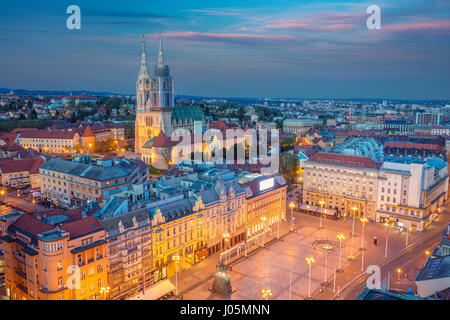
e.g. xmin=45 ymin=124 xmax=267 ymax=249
xmin=171 ymin=197 xmax=450 ymax=300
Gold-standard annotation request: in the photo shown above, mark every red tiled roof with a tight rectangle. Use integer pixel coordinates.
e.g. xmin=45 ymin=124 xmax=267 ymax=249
xmin=18 ymin=129 xmax=78 ymax=139
xmin=82 ymin=126 xmax=95 ymax=137
xmin=153 ymin=131 xmax=175 ymax=148
xmin=61 ymin=216 xmax=103 ymax=239
xmin=0 ymin=157 xmax=45 ymax=174
xmin=11 ymin=214 xmax=53 ymax=237
xmin=308 ymin=152 xmax=377 ymax=169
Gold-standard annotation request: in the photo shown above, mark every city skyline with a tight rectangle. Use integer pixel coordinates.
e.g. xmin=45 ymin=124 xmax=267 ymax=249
xmin=0 ymin=0 xmax=449 ymax=100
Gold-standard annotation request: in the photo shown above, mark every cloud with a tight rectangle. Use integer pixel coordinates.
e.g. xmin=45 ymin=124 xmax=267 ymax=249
xmin=85 ymin=10 xmax=178 ymax=19
xmin=159 ymin=31 xmax=298 ymax=46
xmin=186 ymin=8 xmax=246 ymax=17
xmin=384 ymin=19 xmax=450 ymax=32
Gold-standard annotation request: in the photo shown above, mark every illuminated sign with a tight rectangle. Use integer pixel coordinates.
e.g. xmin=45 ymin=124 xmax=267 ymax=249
xmin=259 ymin=178 xmax=274 ymax=191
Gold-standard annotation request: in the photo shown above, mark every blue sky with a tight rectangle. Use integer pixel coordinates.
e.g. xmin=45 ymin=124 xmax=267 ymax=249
xmin=0 ymin=0 xmax=449 ymax=99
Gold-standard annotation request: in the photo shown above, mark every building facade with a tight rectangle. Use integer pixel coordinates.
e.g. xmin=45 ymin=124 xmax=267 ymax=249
xmin=303 ymin=153 xmax=379 ymax=220
xmin=376 ymin=157 xmax=448 ymax=231
xmin=0 ymin=209 xmax=108 ymax=300
xmin=40 ymin=156 xmax=148 ymax=207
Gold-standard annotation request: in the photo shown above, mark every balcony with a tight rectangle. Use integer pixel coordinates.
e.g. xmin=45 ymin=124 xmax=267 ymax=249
xmin=15 ymin=269 xmax=27 ymax=280
xmin=17 ymin=283 xmax=28 ymax=294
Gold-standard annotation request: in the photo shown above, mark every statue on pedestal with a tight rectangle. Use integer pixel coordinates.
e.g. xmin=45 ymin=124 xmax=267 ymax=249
xmin=210 ymin=260 xmax=233 ymax=297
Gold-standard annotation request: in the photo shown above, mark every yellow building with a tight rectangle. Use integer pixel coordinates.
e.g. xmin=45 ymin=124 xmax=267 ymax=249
xmin=242 ymin=175 xmax=287 ymax=239
xmin=0 ymin=209 xmax=108 ymax=300
xmin=18 ymin=129 xmax=81 ymax=154
xmin=150 ymin=196 xmax=206 ymax=281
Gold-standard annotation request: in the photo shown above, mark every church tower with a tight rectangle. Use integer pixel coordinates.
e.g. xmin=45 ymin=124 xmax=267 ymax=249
xmin=135 ymin=33 xmax=173 ymax=156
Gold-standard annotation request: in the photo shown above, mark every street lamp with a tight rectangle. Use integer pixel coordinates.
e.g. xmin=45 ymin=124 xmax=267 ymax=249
xmin=396 ymin=268 xmax=402 ymax=281
xmin=322 ymin=244 xmax=332 ymax=286
xmin=222 ymin=232 xmax=230 ymax=262
xmin=100 ymin=286 xmax=110 ymax=300
xmin=173 ymin=255 xmax=180 ymax=296
xmin=32 ymin=199 xmax=36 ymax=213
xmin=351 ymin=206 xmax=358 ymax=237
xmin=359 ymin=217 xmax=368 ymax=251
xmin=289 ymin=202 xmax=296 ymax=232
xmin=305 ymin=257 xmax=315 ymax=299
xmin=261 ymin=289 xmax=272 ymax=300
xmin=425 ymin=250 xmax=431 ymax=265
xmin=0 ymin=189 xmax=5 ymax=202
xmin=384 ymin=222 xmax=390 ymax=258
xmin=336 ymin=234 xmax=345 ymax=272
xmin=318 ymin=199 xmax=326 ymax=229
xmin=405 ymin=227 xmax=412 ymax=247
xmin=261 ymin=216 xmax=267 ymax=248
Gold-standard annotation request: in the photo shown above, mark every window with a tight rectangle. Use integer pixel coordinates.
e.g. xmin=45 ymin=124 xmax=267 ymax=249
xmin=58 ymin=276 xmax=63 ymax=288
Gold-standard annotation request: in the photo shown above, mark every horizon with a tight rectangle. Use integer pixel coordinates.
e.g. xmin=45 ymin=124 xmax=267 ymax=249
xmin=0 ymin=0 xmax=449 ymax=100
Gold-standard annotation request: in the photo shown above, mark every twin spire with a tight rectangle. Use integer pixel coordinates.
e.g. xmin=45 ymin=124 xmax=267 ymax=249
xmin=140 ymin=32 xmax=165 ymax=72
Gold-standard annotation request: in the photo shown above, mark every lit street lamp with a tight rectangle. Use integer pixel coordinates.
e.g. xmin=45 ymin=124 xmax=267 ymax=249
xmin=32 ymin=199 xmax=36 ymax=212
xmin=223 ymin=232 xmax=230 ymax=263
xmin=336 ymin=234 xmax=345 ymax=272
xmin=173 ymin=255 xmax=180 ymax=296
xmin=261 ymin=216 xmax=267 ymax=248
xmin=351 ymin=206 xmax=358 ymax=237
xmin=396 ymin=268 xmax=402 ymax=281
xmin=405 ymin=227 xmax=412 ymax=247
xmin=289 ymin=202 xmax=296 ymax=232
xmin=305 ymin=257 xmax=315 ymax=299
xmin=359 ymin=217 xmax=368 ymax=251
xmin=100 ymin=286 xmax=110 ymax=300
xmin=262 ymin=289 xmax=272 ymax=300
xmin=425 ymin=250 xmax=431 ymax=265
xmin=0 ymin=189 xmax=5 ymax=202
xmin=318 ymin=199 xmax=326 ymax=229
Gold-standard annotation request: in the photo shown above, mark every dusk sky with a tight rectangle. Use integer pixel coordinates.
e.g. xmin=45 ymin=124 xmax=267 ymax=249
xmin=0 ymin=0 xmax=449 ymax=99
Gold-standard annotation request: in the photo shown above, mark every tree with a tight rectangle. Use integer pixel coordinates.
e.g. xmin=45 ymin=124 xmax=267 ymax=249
xmin=279 ymin=152 xmax=300 ymax=181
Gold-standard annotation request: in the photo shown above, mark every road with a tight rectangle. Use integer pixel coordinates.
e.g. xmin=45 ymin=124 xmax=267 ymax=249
xmin=337 ymin=222 xmax=447 ymax=299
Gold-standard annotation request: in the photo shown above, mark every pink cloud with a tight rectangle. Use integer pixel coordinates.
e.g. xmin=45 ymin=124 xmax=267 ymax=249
xmin=262 ymin=22 xmax=355 ymax=31
xmin=385 ymin=20 xmax=450 ymax=32
xmin=161 ymin=31 xmax=297 ymax=41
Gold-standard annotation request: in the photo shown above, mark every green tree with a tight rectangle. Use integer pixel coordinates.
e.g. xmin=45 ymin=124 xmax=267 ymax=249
xmin=279 ymin=152 xmax=300 ymax=181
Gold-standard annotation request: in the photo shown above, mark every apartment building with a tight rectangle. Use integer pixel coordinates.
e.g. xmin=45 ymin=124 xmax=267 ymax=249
xmin=376 ymin=157 xmax=448 ymax=231
xmin=99 ymin=208 xmax=154 ymax=300
xmin=18 ymin=129 xmax=81 ymax=154
xmin=198 ymin=176 xmax=247 ymax=255
xmin=149 ymin=196 xmax=207 ymax=281
xmin=0 ymin=207 xmax=108 ymax=300
xmin=0 ymin=157 xmax=45 ymax=188
xmin=39 ymin=155 xmax=149 ymax=207
xmin=303 ymin=152 xmax=379 ymax=220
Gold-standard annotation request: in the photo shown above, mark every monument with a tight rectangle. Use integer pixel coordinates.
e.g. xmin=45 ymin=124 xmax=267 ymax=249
xmin=210 ymin=260 xmax=233 ymax=297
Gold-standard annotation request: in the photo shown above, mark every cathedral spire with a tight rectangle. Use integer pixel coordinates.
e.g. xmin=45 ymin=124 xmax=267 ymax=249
xmin=140 ymin=33 xmax=148 ymax=72
xmin=157 ymin=31 xmax=164 ymax=68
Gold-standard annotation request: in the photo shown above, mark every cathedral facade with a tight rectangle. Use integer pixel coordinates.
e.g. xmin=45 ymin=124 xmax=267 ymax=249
xmin=134 ymin=34 xmax=204 ymax=166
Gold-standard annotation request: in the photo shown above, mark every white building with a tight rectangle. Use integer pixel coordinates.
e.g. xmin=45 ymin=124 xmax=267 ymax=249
xmin=376 ymin=157 xmax=448 ymax=231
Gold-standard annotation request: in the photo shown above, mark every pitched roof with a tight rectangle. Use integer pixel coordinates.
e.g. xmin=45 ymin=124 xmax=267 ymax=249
xmin=82 ymin=126 xmax=95 ymax=137
xmin=307 ymin=152 xmax=377 ymax=169
xmin=152 ymin=131 xmax=175 ymax=148
xmin=0 ymin=157 xmax=45 ymax=174
xmin=18 ymin=129 xmax=79 ymax=140
xmin=61 ymin=216 xmax=104 ymax=239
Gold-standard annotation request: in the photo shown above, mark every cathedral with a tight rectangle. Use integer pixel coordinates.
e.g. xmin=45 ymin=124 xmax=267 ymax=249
xmin=134 ymin=34 xmax=204 ymax=166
